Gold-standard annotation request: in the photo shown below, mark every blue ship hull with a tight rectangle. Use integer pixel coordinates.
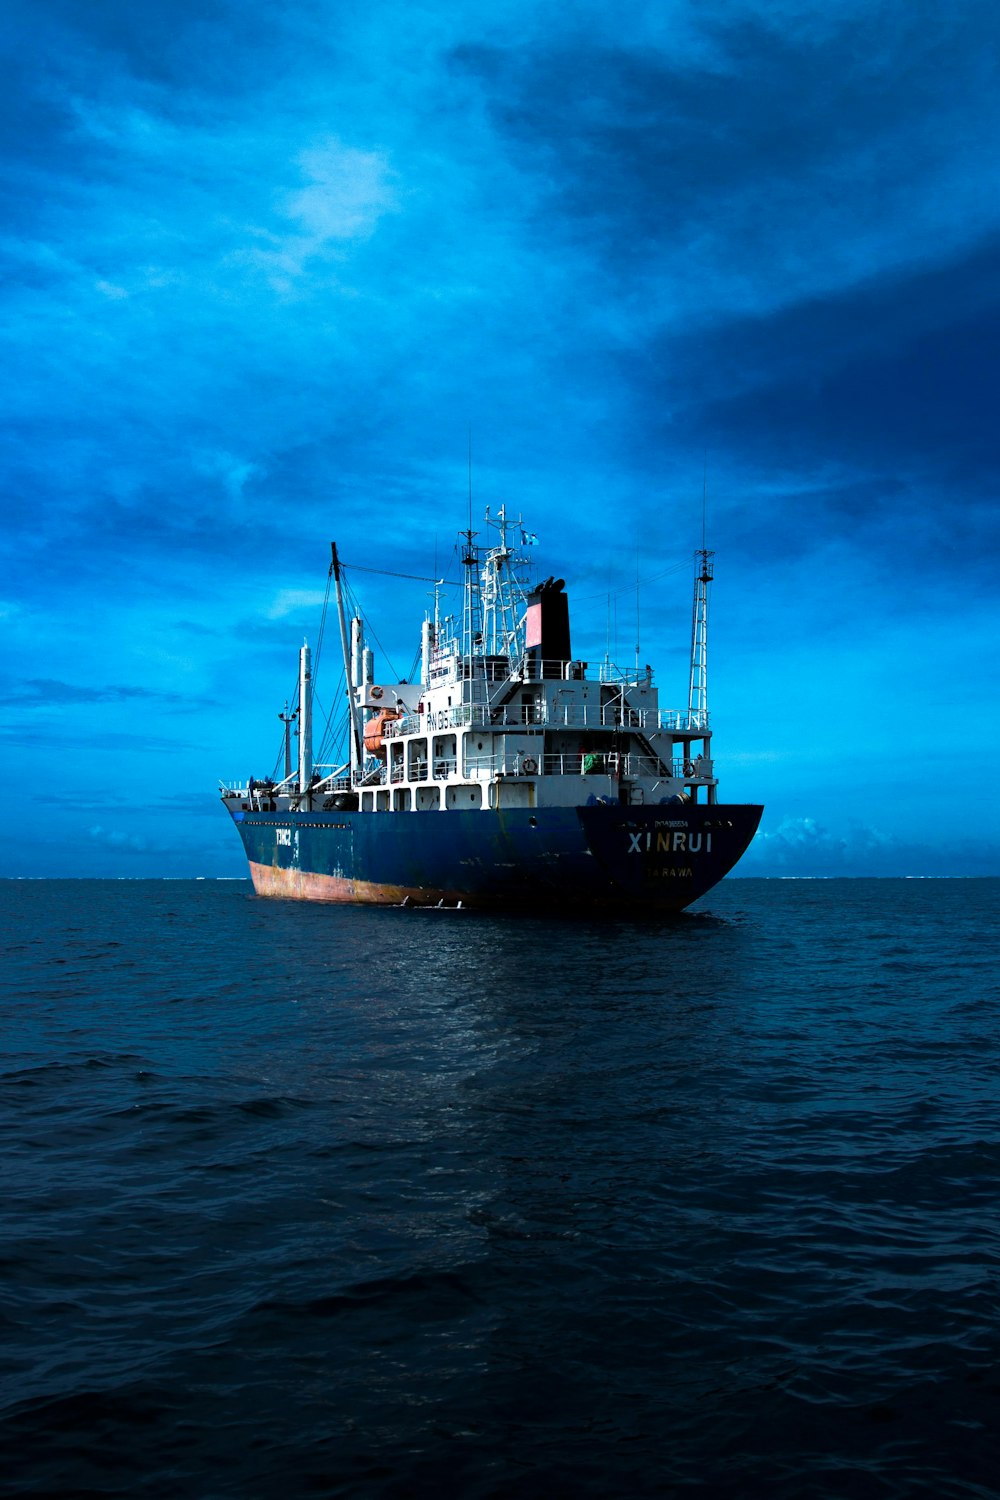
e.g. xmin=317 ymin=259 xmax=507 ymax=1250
xmin=229 ymin=801 xmax=763 ymax=911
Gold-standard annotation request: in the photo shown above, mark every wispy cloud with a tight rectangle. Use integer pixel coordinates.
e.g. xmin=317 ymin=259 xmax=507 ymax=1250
xmin=87 ymin=823 xmax=153 ymax=855
xmin=265 ymin=589 xmax=330 ymax=621
xmin=8 ymin=679 xmax=204 ymax=707
xmin=286 ymin=139 xmax=398 ymax=244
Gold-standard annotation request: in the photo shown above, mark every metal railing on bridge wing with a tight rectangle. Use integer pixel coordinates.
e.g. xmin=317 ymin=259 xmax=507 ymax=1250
xmin=382 ymin=702 xmax=711 ymax=737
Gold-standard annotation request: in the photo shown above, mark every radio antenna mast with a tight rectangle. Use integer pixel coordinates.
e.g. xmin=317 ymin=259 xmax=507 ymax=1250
xmin=634 ymin=548 xmax=640 ymax=682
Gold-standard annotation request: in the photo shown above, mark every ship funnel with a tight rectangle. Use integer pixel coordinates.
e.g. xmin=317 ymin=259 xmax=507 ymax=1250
xmin=525 ymin=577 xmax=571 ymax=679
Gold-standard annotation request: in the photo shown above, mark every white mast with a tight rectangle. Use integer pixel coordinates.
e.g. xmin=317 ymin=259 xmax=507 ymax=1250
xmin=687 ymin=549 xmax=714 ymax=728
xmin=351 ymin=617 xmax=364 ymax=690
xmin=480 ymin=504 xmax=531 ymax=668
xmin=298 ymin=642 xmax=313 ymax=792
xmin=460 ymin=524 xmax=481 ymax=699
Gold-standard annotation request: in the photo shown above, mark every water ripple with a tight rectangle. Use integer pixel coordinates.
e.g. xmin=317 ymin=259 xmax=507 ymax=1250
xmin=1 ymin=877 xmax=999 ymax=1497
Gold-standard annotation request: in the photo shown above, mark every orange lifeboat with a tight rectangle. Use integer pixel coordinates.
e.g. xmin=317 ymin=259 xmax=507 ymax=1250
xmin=363 ymin=708 xmax=400 ymax=757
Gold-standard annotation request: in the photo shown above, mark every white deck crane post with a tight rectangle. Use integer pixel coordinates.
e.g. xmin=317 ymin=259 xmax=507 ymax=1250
xmin=297 ymin=643 xmax=313 ymax=796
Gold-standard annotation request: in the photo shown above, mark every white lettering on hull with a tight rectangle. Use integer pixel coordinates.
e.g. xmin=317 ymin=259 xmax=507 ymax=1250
xmin=627 ymin=829 xmax=711 ymax=855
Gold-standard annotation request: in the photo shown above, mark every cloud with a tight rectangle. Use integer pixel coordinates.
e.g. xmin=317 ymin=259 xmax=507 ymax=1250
xmin=192 ymin=449 xmax=261 ymax=500
xmin=747 ymin=815 xmax=886 ymax=867
xmin=453 ymin=6 xmax=1000 ymax=320
xmin=8 ymin=679 xmax=201 ymax=707
xmin=233 ymin=138 xmax=401 ymax=294
xmin=285 ymin=138 xmax=398 ymax=244
xmin=743 ymin=816 xmax=1000 ymax=877
xmin=87 ymin=823 xmax=151 ymax=854
xmin=0 ymin=724 xmax=202 ymax=752
xmin=265 ymin=589 xmax=329 ymax=621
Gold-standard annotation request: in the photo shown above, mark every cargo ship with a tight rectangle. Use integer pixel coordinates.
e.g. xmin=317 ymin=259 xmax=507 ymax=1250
xmin=221 ymin=509 xmax=762 ymax=910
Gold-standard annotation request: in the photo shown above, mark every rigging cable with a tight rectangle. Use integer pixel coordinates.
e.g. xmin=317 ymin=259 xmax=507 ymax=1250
xmin=312 ymin=563 xmax=334 ymax=685
xmin=270 ymin=667 xmax=303 ymax=781
xmin=575 ymin=557 xmax=689 ymax=605
xmin=339 ymin=561 xmax=443 ymax=584
xmin=342 ymin=572 xmax=403 ymax=683
xmin=313 ymin=660 xmax=346 ymax=766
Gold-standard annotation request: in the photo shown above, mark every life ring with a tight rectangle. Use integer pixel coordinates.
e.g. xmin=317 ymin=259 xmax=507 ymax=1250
xmin=522 ymin=756 xmax=538 ymax=775
xmin=370 ymin=685 xmax=383 ymax=700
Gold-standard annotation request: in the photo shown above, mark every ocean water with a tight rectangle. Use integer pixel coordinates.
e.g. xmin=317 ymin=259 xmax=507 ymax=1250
xmin=3 ymin=877 xmax=1000 ymax=1499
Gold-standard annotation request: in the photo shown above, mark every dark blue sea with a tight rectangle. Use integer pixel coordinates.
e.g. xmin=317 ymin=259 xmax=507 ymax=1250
xmin=3 ymin=878 xmax=1000 ymax=1499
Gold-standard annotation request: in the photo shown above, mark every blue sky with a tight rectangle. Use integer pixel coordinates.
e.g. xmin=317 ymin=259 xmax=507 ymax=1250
xmin=3 ymin=0 xmax=998 ymax=877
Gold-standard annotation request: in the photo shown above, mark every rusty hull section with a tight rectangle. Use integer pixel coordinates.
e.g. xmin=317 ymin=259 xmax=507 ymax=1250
xmin=248 ymin=859 xmax=454 ymax=906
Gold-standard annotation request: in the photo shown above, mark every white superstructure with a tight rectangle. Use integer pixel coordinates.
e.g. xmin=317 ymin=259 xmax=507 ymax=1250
xmin=225 ymin=513 xmax=717 ymax=816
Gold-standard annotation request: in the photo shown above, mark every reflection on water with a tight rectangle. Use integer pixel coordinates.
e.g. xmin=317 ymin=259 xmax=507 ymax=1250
xmin=2 ymin=878 xmax=999 ymax=1498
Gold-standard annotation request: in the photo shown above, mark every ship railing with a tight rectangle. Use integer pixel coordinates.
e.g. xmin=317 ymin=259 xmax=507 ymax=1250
xmin=311 ymin=765 xmax=351 ymax=789
xmin=356 ymin=764 xmax=386 ymax=787
xmin=617 ymin=753 xmax=713 ymax=779
xmin=487 ymin=703 xmax=657 ymax=730
xmin=380 ymin=702 xmax=710 ymax=738
xmin=487 ymin=703 xmax=675 ymax=731
xmin=483 ymin=703 xmax=545 ymax=727
xmin=417 ymin=703 xmax=493 ymax=733
xmin=462 ymin=752 xmax=689 ymax=780
xmin=455 ymin=659 xmax=517 ymax=683
xmin=520 ymin=658 xmax=587 ymax=682
xmin=441 ymin=704 xmax=491 ymax=731
xmin=623 ymin=754 xmax=683 ymax=779
xmin=557 ymin=704 xmax=655 ymax=729
xmin=221 ymin=778 xmax=287 ymax=797
xmin=432 ymin=757 xmax=458 ymax=780
xmin=223 ymin=777 xmax=281 ymax=798
xmin=474 ymin=702 xmax=654 ymax=730
xmin=597 ymin=662 xmax=655 ymax=686
xmin=557 ymin=752 xmax=680 ymax=779
xmin=658 ymin=708 xmax=711 ymax=732
xmin=384 ymin=712 xmax=420 ymax=738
